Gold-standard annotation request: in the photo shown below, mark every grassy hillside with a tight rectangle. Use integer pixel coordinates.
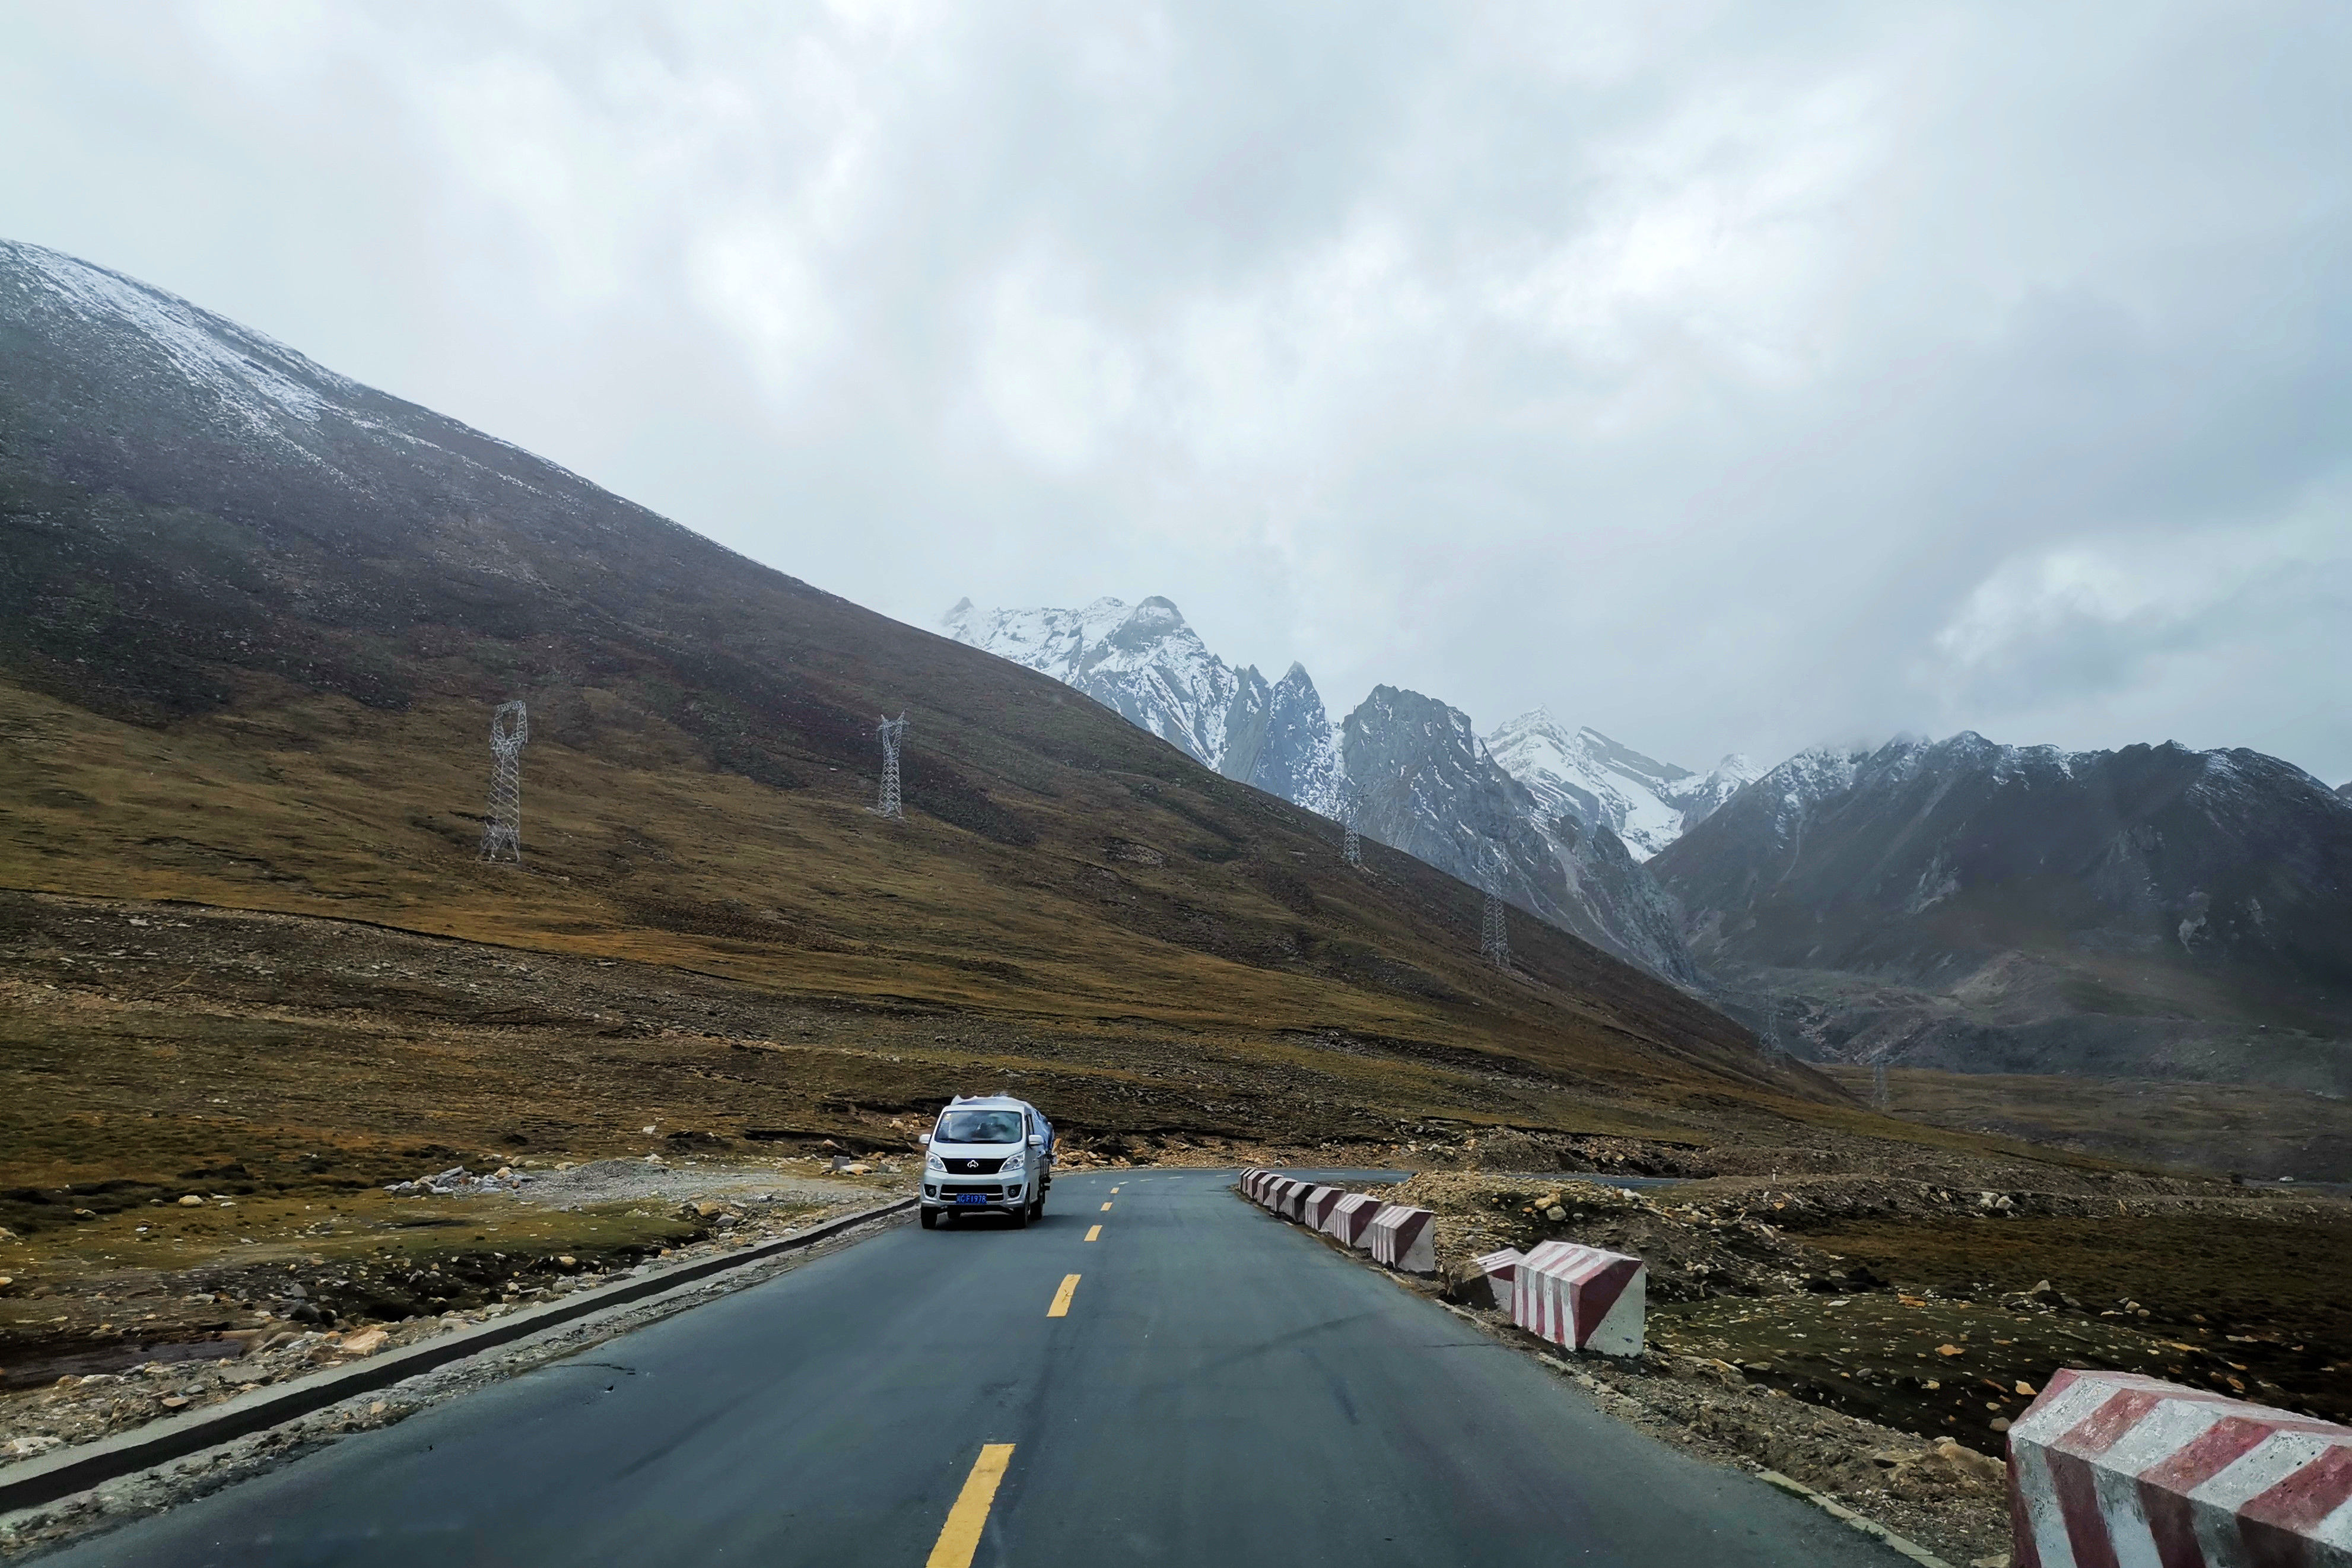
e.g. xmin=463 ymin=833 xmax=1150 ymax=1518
xmin=0 ymin=661 xmax=1814 ymax=1140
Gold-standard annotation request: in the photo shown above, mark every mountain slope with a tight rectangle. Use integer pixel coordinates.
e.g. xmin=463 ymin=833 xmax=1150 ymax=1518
xmin=1650 ymin=733 xmax=2352 ymax=1093
xmin=1342 ymin=687 xmax=1697 ymax=982
xmin=0 ymin=237 xmax=1829 ymax=1152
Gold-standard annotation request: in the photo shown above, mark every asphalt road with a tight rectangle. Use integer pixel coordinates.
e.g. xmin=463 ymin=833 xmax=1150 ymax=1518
xmin=41 ymin=1169 xmax=1902 ymax=1567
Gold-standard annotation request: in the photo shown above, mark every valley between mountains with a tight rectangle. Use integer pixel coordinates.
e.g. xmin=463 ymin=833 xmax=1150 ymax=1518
xmin=4 ymin=236 xmax=2350 ymax=1535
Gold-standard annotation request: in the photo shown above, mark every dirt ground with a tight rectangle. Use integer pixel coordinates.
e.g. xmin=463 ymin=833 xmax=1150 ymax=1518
xmin=1819 ymin=1064 xmax=2352 ymax=1183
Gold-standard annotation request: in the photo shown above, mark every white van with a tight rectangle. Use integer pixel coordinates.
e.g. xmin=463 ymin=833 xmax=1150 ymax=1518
xmin=918 ymin=1095 xmax=1054 ymax=1229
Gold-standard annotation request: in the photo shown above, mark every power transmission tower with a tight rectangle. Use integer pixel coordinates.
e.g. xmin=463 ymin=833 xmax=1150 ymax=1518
xmin=1871 ymin=1060 xmax=1891 ymax=1111
xmin=1340 ymin=782 xmax=1362 ymax=867
xmin=871 ymin=713 xmax=907 ymax=820
xmin=1343 ymin=823 xmax=1361 ymax=866
xmin=1480 ymin=893 xmax=1510 ymax=970
xmin=1762 ymin=994 xmax=1786 ymax=1066
xmin=479 ymin=700 xmax=528 ymax=864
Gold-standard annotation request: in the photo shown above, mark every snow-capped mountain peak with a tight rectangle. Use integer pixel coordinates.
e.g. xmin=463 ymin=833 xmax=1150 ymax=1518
xmin=1483 ymin=709 xmax=1757 ymax=860
xmin=942 ymin=597 xmax=1340 ymax=799
xmin=944 ymin=594 xmax=1756 ymax=982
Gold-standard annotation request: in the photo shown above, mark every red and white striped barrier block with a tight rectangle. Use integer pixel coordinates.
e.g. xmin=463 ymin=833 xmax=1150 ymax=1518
xmin=1277 ymin=1180 xmax=1311 ymax=1221
xmin=1513 ymin=1241 xmax=1645 ymax=1357
xmin=2008 ymin=1369 xmax=2352 ymax=1568
xmin=1365 ymin=1204 xmax=1437 ymax=1274
xmin=1238 ymin=1169 xmax=1264 ymax=1201
xmin=1301 ymin=1185 xmax=1345 ymax=1230
xmin=1459 ymin=1246 xmax=1523 ymax=1312
xmin=1250 ymin=1172 xmax=1280 ymax=1207
xmin=1325 ymin=1192 xmax=1384 ymax=1245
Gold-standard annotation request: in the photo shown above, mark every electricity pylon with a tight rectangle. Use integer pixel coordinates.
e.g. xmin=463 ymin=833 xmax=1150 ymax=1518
xmin=872 ymin=713 xmax=907 ymax=820
xmin=1480 ymin=893 xmax=1509 ymax=970
xmin=479 ymin=700 xmax=527 ymax=863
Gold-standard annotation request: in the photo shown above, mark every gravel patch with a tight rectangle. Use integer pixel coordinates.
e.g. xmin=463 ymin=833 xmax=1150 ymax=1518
xmin=495 ymin=1158 xmax=882 ymax=1211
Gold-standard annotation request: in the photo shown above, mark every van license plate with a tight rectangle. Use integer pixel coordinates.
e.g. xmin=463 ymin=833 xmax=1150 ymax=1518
xmin=955 ymin=1194 xmax=988 ymax=1204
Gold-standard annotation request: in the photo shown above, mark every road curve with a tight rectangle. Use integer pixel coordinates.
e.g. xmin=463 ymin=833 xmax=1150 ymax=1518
xmin=38 ymin=1169 xmax=1901 ymax=1566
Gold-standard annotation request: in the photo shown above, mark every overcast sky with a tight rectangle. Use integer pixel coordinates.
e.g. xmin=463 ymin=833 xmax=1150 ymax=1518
xmin=5 ymin=2 xmax=2347 ymax=782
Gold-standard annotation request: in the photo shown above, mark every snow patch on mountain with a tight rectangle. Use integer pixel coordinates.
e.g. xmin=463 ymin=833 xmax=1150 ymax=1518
xmin=4 ymin=240 xmax=354 ymax=432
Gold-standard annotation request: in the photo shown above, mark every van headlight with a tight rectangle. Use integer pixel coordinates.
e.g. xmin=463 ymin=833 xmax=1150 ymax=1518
xmin=926 ymin=1153 xmax=945 ymax=1173
xmin=1000 ymin=1150 xmax=1024 ymax=1172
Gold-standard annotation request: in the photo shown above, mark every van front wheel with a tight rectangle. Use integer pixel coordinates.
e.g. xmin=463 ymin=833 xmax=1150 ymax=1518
xmin=920 ymin=1208 xmax=937 ymax=1229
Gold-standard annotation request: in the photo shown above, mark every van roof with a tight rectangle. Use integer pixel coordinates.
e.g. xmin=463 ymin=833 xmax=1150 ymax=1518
xmin=945 ymin=1095 xmax=1035 ymax=1112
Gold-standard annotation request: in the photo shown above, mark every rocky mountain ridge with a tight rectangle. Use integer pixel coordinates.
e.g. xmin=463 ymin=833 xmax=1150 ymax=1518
xmin=946 ymin=597 xmax=1705 ymax=981
xmin=940 ymin=597 xmax=1345 ymax=816
xmin=1651 ymin=732 xmax=2352 ymax=1093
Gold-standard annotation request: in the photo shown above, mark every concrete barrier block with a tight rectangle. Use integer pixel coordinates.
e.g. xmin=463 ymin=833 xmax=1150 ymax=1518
xmin=2008 ymin=1367 xmax=2352 ymax=1568
xmin=1458 ymin=1246 xmax=1524 ymax=1312
xmin=1366 ymin=1204 xmax=1438 ymax=1274
xmin=1326 ymin=1192 xmax=1383 ymax=1245
xmin=1513 ymin=1241 xmax=1645 ymax=1356
xmin=1300 ymin=1185 xmax=1345 ymax=1230
xmin=1277 ymin=1179 xmax=1311 ymax=1221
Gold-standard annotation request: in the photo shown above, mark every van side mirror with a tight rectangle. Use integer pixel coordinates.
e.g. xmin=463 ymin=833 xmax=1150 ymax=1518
xmin=917 ymin=1133 xmax=931 ymax=1146
xmin=1027 ymin=1134 xmax=1042 ymax=1147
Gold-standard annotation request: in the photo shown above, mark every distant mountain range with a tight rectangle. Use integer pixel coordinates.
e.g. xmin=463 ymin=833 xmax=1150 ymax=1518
xmin=945 ymin=596 xmax=1750 ymax=980
xmin=950 ymin=600 xmax=2352 ymax=1096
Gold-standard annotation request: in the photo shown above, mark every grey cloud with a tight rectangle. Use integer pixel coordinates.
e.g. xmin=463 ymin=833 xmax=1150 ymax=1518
xmin=1 ymin=1 xmax=2345 ymax=780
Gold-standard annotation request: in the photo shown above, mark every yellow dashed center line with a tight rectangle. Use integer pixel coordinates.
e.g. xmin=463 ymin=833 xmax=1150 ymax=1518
xmin=1100 ymin=1201 xmax=1113 ymax=1211
xmin=1047 ymin=1273 xmax=1080 ymax=1317
xmin=1110 ymin=1186 xmax=1121 ymax=1194
xmin=924 ymin=1444 xmax=1015 ymax=1568
xmin=1085 ymin=1224 xmax=1101 ymax=1242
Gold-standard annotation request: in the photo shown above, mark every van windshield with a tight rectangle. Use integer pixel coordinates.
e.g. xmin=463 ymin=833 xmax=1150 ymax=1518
xmin=936 ymin=1109 xmax=1024 ymax=1144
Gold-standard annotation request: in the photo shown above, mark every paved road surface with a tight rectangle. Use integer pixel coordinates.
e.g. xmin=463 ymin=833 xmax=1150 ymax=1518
xmin=41 ymin=1169 xmax=1899 ymax=1566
